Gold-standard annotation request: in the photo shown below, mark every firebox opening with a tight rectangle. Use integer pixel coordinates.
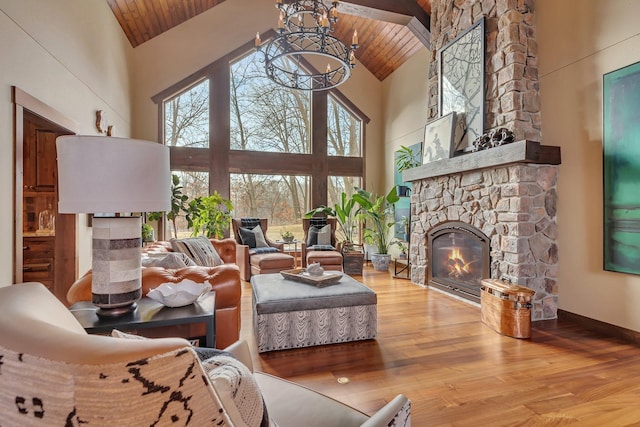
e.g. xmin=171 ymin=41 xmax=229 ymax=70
xmin=427 ymin=221 xmax=490 ymax=303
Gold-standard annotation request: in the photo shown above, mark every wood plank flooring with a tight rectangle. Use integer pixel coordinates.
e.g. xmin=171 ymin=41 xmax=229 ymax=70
xmin=239 ymin=267 xmax=640 ymax=426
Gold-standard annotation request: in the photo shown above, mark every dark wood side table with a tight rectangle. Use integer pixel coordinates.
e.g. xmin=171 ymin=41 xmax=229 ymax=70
xmin=69 ymin=292 xmax=216 ymax=348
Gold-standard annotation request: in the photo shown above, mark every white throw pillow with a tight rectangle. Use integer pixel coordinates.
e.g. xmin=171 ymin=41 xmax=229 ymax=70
xmin=252 ymin=225 xmax=269 ymax=248
xmin=317 ymin=224 xmax=332 ymax=246
xmin=201 ymin=354 xmax=268 ymax=427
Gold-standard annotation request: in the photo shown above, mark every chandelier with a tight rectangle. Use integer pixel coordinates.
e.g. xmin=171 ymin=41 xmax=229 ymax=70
xmin=255 ymin=0 xmax=358 ymax=91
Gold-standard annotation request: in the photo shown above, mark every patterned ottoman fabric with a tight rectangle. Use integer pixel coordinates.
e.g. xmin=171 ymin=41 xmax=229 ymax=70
xmin=251 ymin=273 xmax=377 ymax=352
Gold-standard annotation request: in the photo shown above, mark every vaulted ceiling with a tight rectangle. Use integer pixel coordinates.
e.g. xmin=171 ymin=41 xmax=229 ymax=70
xmin=106 ymin=0 xmax=432 ymax=81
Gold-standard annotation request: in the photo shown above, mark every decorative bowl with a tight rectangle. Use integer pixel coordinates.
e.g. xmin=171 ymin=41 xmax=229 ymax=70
xmin=147 ymin=280 xmax=212 ymax=307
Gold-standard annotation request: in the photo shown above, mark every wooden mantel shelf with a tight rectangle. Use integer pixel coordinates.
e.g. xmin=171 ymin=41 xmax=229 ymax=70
xmin=402 ymin=140 xmax=561 ymax=182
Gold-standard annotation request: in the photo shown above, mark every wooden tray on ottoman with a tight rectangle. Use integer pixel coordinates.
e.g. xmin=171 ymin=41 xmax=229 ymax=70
xmin=480 ymin=279 xmax=535 ymax=339
xmin=280 ymin=269 xmax=343 ymax=287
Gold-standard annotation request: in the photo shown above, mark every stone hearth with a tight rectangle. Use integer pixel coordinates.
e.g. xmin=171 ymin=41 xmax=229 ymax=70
xmin=404 ymin=140 xmax=560 ymax=321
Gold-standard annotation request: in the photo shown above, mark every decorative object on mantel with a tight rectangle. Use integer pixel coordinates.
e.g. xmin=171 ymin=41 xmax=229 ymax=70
xmin=439 ymin=17 xmax=485 ymax=152
xmin=422 ymin=112 xmax=456 ymax=164
xmin=470 ymin=127 xmax=515 ymax=152
xmin=255 ymin=0 xmax=358 ymax=91
xmin=603 ymin=60 xmax=640 ymax=275
xmin=402 ymin=140 xmax=561 ymax=183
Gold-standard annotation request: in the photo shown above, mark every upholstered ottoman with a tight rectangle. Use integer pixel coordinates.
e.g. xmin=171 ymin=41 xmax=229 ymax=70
xmin=251 ymin=273 xmax=377 ymax=352
xmin=306 ymin=250 xmax=343 ymax=271
xmin=250 ymin=252 xmax=295 ymax=276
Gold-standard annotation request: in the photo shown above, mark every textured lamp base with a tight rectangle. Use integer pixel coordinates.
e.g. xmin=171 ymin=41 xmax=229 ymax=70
xmin=91 ymin=217 xmax=142 ymax=317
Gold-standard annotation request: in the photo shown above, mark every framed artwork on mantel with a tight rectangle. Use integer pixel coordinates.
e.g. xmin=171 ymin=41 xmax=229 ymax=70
xmin=422 ymin=112 xmax=456 ymax=164
xmin=603 ymin=61 xmax=640 ymax=275
xmin=439 ymin=17 xmax=485 ymax=153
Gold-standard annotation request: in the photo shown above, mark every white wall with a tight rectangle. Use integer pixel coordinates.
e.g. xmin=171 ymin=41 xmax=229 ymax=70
xmin=381 ymin=48 xmax=430 ymax=190
xmin=537 ymin=0 xmax=640 ymax=330
xmin=0 ymin=0 xmax=134 ymax=284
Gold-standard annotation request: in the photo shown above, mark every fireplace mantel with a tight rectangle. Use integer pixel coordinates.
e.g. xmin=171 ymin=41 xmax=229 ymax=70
xmin=402 ymin=140 xmax=561 ymax=182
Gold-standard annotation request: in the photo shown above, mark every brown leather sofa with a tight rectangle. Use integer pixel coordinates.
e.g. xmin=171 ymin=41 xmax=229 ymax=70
xmin=66 ymin=238 xmax=241 ymax=349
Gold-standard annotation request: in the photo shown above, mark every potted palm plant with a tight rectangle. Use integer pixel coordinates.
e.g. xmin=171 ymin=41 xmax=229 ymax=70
xmin=305 ymin=192 xmax=364 ymax=275
xmin=352 ymin=187 xmax=400 ymax=271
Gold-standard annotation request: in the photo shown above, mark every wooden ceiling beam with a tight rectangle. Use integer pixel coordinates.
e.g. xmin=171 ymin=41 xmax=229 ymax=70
xmin=340 ymin=0 xmax=430 ymax=48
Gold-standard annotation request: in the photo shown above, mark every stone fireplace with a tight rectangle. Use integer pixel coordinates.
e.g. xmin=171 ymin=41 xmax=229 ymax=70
xmin=402 ymin=1 xmax=561 ymax=321
xmin=405 ymin=141 xmax=560 ymax=321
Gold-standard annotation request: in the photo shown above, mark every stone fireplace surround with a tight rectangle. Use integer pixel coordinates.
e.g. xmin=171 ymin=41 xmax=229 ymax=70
xmin=404 ymin=140 xmax=561 ymax=321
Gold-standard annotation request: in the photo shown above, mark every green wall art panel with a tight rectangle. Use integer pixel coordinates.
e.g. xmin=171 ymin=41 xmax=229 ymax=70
xmin=603 ymin=61 xmax=640 ymax=274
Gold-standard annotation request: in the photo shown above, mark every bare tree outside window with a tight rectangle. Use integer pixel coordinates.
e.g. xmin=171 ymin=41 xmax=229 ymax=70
xmin=164 ymin=79 xmax=210 ymax=148
xmin=230 ymin=174 xmax=310 ymax=241
xmin=158 ymin=45 xmax=364 ymax=241
xmin=231 ymin=52 xmax=310 ymax=154
xmin=328 ymin=94 xmax=361 ymax=157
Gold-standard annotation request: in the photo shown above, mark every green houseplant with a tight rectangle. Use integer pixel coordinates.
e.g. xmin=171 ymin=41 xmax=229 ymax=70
xmin=185 ymin=191 xmax=234 ymax=239
xmin=305 ymin=192 xmax=364 ymax=275
xmin=395 ymin=145 xmax=421 ymax=197
xmin=141 ymin=222 xmax=155 ymax=243
xmin=280 ymin=229 xmax=295 ymax=243
xmin=148 ymin=174 xmax=189 ymax=239
xmin=352 ymin=187 xmax=400 ymax=270
xmin=305 ymin=191 xmax=359 ymax=250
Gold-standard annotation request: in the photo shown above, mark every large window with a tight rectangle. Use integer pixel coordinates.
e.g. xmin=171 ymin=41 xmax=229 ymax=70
xmin=170 ymin=171 xmax=209 ymax=238
xmin=230 ymin=174 xmax=310 ymax=241
xmin=164 ymin=79 xmax=209 ymax=148
xmin=230 ymin=52 xmax=311 ymax=154
xmin=328 ymin=94 xmax=361 ymax=157
xmin=153 ymin=38 xmax=368 ymax=238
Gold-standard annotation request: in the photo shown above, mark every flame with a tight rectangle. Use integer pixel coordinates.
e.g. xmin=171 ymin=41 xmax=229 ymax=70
xmin=447 ymin=248 xmax=472 ymax=278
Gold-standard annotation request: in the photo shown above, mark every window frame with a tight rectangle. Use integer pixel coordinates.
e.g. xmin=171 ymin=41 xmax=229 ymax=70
xmin=152 ymin=30 xmax=369 ymax=210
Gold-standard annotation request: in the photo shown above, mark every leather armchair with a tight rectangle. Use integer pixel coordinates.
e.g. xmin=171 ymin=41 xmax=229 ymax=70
xmin=302 ymin=217 xmax=343 ymax=271
xmin=66 ymin=238 xmax=241 ymax=349
xmin=231 ymin=218 xmax=294 ymax=281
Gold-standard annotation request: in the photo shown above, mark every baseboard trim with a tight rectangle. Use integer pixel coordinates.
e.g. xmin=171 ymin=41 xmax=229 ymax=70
xmin=557 ymin=309 xmax=640 ymax=345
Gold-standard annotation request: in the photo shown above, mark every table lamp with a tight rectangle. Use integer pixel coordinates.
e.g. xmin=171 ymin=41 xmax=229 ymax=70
xmin=56 ymin=135 xmax=170 ymax=316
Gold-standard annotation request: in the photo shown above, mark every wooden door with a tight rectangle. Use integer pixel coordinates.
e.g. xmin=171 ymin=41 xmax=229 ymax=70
xmin=19 ymin=110 xmax=76 ymax=304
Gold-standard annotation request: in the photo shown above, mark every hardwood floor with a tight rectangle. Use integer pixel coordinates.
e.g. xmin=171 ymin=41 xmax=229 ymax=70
xmin=239 ymin=267 xmax=640 ymax=426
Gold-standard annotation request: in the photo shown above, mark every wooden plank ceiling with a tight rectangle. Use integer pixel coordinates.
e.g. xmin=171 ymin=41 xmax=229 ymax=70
xmin=106 ymin=0 xmax=431 ymax=81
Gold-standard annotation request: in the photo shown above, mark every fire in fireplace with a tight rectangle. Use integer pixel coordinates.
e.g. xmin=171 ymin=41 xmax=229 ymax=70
xmin=427 ymin=221 xmax=490 ymax=303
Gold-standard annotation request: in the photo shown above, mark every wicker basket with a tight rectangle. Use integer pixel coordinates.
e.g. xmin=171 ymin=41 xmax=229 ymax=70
xmin=480 ymin=279 xmax=535 ymax=339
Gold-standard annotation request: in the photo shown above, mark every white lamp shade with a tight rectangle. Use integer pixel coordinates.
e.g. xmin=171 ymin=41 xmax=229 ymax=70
xmin=56 ymin=135 xmax=170 ymax=214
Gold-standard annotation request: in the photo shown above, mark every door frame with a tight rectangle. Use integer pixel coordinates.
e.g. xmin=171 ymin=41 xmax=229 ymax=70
xmin=13 ymin=87 xmax=78 ymax=289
